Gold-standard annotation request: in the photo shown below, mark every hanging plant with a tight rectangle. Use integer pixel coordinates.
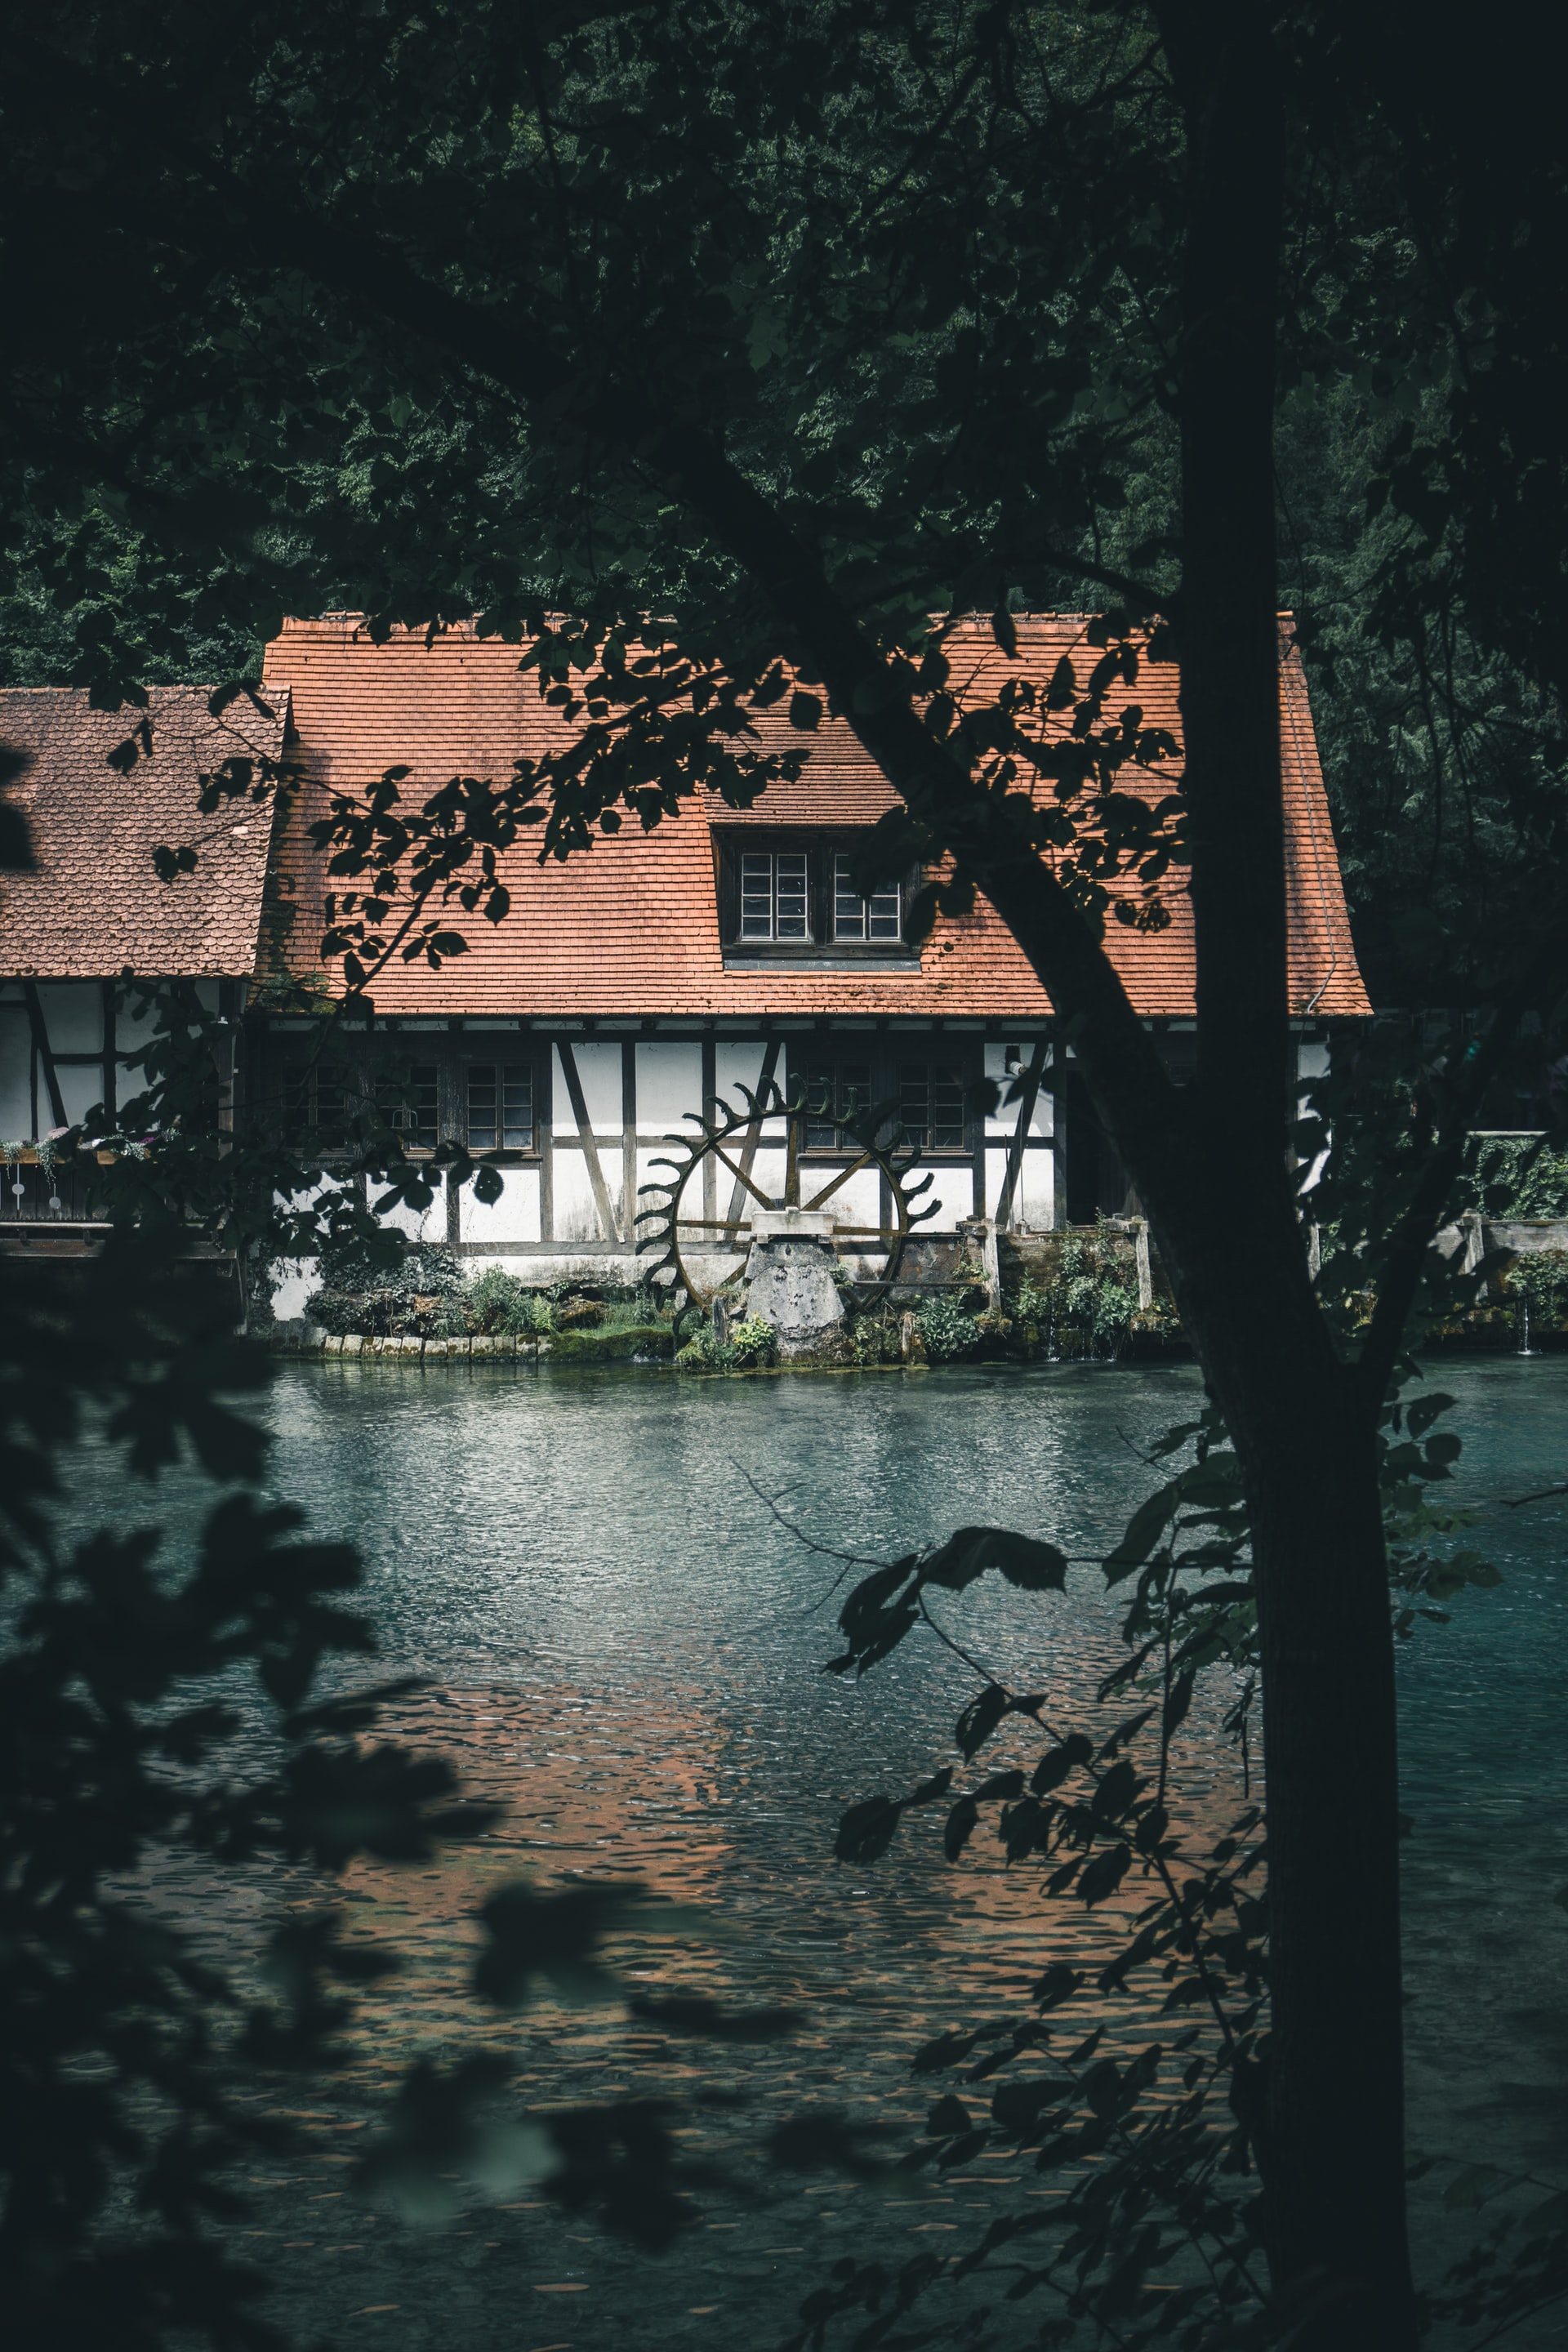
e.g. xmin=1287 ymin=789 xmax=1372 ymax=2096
xmin=38 ymin=1129 xmax=65 ymax=1212
xmin=2 ymin=1138 xmax=24 ymax=1201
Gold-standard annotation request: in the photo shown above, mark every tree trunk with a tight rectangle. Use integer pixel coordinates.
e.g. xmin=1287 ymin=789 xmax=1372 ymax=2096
xmin=1232 ymin=1337 xmax=1411 ymax=2344
xmin=1137 ymin=7 xmax=1416 ymax=2338
xmin=1165 ymin=1176 xmax=1416 ymax=2346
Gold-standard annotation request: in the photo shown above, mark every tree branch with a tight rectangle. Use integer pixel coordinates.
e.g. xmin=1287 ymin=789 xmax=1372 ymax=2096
xmin=16 ymin=31 xmax=1187 ymax=1189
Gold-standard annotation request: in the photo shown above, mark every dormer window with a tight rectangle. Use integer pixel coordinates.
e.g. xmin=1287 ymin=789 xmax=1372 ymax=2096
xmin=718 ymin=835 xmax=917 ymax=964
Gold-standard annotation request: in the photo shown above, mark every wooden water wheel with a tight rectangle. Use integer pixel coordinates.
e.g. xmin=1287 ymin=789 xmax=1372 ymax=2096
xmin=635 ymin=1083 xmax=944 ymax=1308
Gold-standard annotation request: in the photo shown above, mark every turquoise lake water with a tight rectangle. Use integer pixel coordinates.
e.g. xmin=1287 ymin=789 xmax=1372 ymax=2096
xmin=74 ymin=1356 xmax=1568 ymax=2347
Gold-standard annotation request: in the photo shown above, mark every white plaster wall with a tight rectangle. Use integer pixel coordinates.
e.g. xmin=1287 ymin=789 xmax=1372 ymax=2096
xmin=635 ymin=1041 xmax=702 ymax=1133
xmin=1296 ymin=1043 xmax=1330 ymax=1193
xmin=714 ymin=1041 xmax=770 ymax=1108
xmin=683 ymin=1250 xmax=749 ymax=1292
xmin=635 ymin=1142 xmax=684 ymax=1196
xmin=981 ymin=1040 xmax=1054 ymax=1229
xmin=114 ymin=1002 xmax=165 ymax=1093
xmin=906 ymin=1160 xmax=968 ymax=1231
xmin=743 ymin=1142 xmax=789 ymax=1207
xmin=984 ymin=1041 xmax=1054 ymax=1137
xmin=57 ymin=1067 xmax=105 ymax=1125
xmin=982 ymin=1040 xmax=1013 ymax=1134
xmin=555 ymin=1041 xmax=622 ymax=1134
xmin=460 ymin=1165 xmax=541 ymax=1245
xmin=457 ymin=1250 xmax=648 ymax=1286
xmin=35 ymin=982 xmax=103 ymax=1054
xmin=375 ymin=1187 xmax=442 ymax=1244
xmin=644 ymin=1134 xmax=790 ymax=1224
xmin=0 ymin=1000 xmax=30 ymax=1138
xmin=551 ymin=1147 xmax=615 ymax=1242
xmin=280 ymin=1173 xmax=350 ymax=1216
xmin=1017 ymin=1145 xmax=1055 ymax=1230
xmin=268 ymin=1258 xmax=318 ymax=1321
xmin=983 ymin=1143 xmax=1055 ymax=1227
xmin=818 ymin=1164 xmax=882 ymax=1233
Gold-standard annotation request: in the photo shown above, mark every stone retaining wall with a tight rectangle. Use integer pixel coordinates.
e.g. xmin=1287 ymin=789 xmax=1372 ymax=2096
xmin=270 ymin=1322 xmax=676 ymax=1363
xmin=273 ymin=1325 xmax=546 ymax=1360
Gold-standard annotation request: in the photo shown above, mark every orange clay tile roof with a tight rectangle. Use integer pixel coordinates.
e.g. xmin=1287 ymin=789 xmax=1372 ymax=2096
xmin=259 ymin=615 xmax=1367 ymax=1020
xmin=0 ymin=685 xmax=287 ymax=978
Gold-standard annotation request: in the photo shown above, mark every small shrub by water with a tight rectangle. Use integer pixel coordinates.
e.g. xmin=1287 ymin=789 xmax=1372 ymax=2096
xmin=303 ymin=1256 xmax=675 ymax=1346
xmin=916 ymin=1293 xmax=982 ymax=1361
xmin=1000 ymin=1222 xmax=1183 ymax=1361
xmin=466 ymin=1267 xmax=545 ymax=1335
xmin=675 ymin=1315 xmax=776 ymax=1371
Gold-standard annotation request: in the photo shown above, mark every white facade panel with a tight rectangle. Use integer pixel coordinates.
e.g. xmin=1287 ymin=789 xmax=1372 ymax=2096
xmin=269 ymin=1258 xmax=318 ymax=1321
xmin=114 ymin=987 xmax=167 ymax=1067
xmin=376 ymin=1184 xmax=443 ymax=1245
xmin=0 ymin=1006 xmax=30 ymax=1138
xmin=742 ymin=1143 xmax=788 ymax=1208
xmin=57 ymin=1066 xmax=105 ymax=1125
xmin=635 ymin=1041 xmax=702 ymax=1133
xmin=1018 ymin=1147 xmax=1054 ymax=1230
xmin=555 ymin=1041 xmax=622 ymax=1134
xmin=35 ymin=981 xmax=103 ymax=1054
xmin=817 ymin=1164 xmax=882 ymax=1232
xmin=635 ymin=1142 xmax=683 ymax=1195
xmin=714 ymin=1040 xmax=769 ymax=1107
xmin=907 ymin=1161 xmax=967 ymax=1231
xmin=983 ymin=1040 xmax=1054 ymax=1137
xmin=551 ymin=1147 xmax=611 ymax=1241
xmin=461 ymin=1165 xmax=541 ymax=1246
xmin=983 ymin=1040 xmax=1013 ymax=1138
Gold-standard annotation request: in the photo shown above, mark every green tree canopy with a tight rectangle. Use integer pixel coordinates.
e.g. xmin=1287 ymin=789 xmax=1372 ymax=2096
xmin=6 ymin=9 xmax=1568 ymax=2349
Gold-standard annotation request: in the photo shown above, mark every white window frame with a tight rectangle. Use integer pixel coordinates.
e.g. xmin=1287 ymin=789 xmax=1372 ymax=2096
xmin=831 ymin=853 xmax=902 ymax=942
xmin=740 ymin=850 xmax=812 ymax=942
xmin=466 ymin=1060 xmax=535 ymax=1153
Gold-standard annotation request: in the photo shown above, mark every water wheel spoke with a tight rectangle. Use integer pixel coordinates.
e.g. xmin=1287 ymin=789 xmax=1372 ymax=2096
xmin=802 ymin=1148 xmax=875 ymax=1212
xmin=710 ymin=1143 xmax=777 ymax=1211
xmin=674 ymin=1218 xmax=753 ymax=1232
xmin=830 ymin=1224 xmax=906 ymax=1240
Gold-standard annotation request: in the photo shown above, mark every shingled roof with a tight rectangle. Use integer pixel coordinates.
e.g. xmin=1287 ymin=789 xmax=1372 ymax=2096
xmin=0 ymin=685 xmax=287 ymax=978
xmin=261 ymin=614 xmax=1368 ymax=1022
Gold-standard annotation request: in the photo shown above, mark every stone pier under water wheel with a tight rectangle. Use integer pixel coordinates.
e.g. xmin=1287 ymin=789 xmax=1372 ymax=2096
xmin=635 ymin=1084 xmax=943 ymax=1354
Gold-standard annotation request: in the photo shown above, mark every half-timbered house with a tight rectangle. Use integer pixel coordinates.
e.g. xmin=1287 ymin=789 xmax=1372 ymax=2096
xmin=1 ymin=617 xmax=1369 ymax=1290
xmin=0 ymin=684 xmax=285 ymax=1240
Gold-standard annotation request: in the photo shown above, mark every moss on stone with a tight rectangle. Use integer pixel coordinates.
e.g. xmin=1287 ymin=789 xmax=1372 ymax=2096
xmin=547 ymin=1323 xmax=674 ymax=1363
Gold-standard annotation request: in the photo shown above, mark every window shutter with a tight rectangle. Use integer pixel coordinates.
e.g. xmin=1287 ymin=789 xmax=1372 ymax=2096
xmin=717 ymin=840 xmax=741 ymax=942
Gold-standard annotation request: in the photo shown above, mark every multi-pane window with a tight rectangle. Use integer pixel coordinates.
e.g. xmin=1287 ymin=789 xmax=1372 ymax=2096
xmin=799 ymin=1059 xmax=873 ymax=1148
xmin=377 ymin=1062 xmax=439 ymax=1147
xmin=285 ymin=1058 xmax=352 ymax=1134
xmin=900 ymin=1063 xmax=966 ymax=1152
xmin=467 ymin=1063 xmax=533 ymax=1152
xmin=741 ymin=851 xmax=811 ymax=941
xmin=287 ymin=1067 xmax=354 ymax=1138
xmin=832 ymin=855 xmax=902 ymax=942
xmin=312 ymin=1062 xmax=350 ymax=1126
